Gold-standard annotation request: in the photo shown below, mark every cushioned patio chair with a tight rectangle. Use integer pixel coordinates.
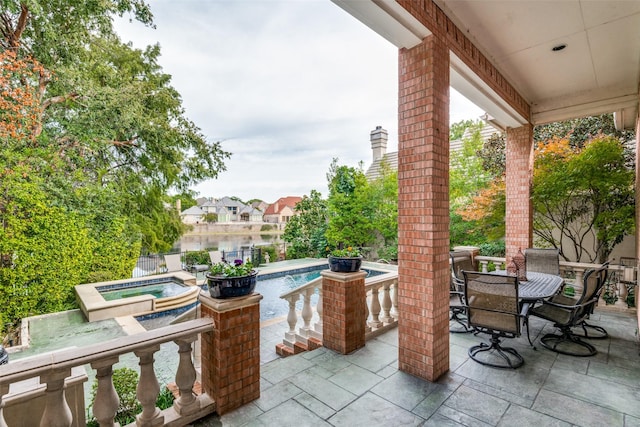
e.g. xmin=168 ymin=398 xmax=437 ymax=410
xmin=163 ymin=253 xmax=183 ymax=273
xmin=463 ymin=271 xmax=524 ymax=369
xmin=524 ymin=248 xmax=560 ymax=275
xmin=529 ymin=265 xmax=608 ymax=356
xmin=449 ymin=251 xmax=476 ymax=333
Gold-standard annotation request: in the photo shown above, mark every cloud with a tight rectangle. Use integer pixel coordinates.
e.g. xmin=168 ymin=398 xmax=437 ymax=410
xmin=115 ymin=1 xmax=483 ymax=202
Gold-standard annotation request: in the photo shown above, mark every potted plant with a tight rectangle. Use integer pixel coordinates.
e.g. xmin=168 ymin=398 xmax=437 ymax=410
xmin=327 ymin=246 xmax=363 ymax=273
xmin=205 ymin=259 xmax=258 ymax=299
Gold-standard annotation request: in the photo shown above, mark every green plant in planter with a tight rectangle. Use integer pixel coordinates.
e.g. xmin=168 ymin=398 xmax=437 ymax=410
xmin=329 ymin=246 xmax=362 ymax=257
xmin=209 ymin=259 xmax=254 ymax=277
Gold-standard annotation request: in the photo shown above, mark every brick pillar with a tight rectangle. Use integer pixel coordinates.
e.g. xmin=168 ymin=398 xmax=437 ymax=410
xmin=199 ymin=293 xmax=262 ymax=415
xmin=321 ymin=270 xmax=367 ymax=354
xmin=505 ymin=125 xmax=534 ymax=261
xmin=397 ymin=34 xmax=450 ymax=382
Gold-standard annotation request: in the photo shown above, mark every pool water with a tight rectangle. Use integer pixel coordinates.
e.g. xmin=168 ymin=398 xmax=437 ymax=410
xmin=255 ymin=268 xmax=386 ymax=321
xmin=101 ymin=281 xmax=188 ymax=301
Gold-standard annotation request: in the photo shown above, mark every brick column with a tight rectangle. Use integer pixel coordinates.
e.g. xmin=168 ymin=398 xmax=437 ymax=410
xmin=397 ymin=34 xmax=450 ymax=382
xmin=199 ymin=293 xmax=262 ymax=415
xmin=321 ymin=270 xmax=367 ymax=354
xmin=505 ymin=125 xmax=534 ymax=261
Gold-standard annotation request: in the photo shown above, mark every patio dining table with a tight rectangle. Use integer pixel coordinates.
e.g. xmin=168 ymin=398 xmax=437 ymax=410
xmin=514 ymin=271 xmax=564 ymax=302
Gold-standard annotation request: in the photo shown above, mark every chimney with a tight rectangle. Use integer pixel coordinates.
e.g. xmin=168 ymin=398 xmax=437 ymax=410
xmin=370 ymin=126 xmax=388 ymax=162
xmin=176 ymin=199 xmax=182 ymax=212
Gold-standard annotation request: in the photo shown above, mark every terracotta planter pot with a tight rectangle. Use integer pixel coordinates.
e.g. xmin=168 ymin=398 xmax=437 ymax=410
xmin=327 ymin=256 xmax=362 ymax=273
xmin=206 ymin=269 xmax=258 ymax=298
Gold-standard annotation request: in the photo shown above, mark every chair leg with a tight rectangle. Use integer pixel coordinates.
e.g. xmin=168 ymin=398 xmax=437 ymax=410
xmin=450 ymin=308 xmax=472 ymax=333
xmin=572 ymin=321 xmax=608 ymax=340
xmin=522 ymin=316 xmax=537 ymax=350
xmin=540 ymin=327 xmax=597 ymax=357
xmin=468 ymin=334 xmax=524 ymax=369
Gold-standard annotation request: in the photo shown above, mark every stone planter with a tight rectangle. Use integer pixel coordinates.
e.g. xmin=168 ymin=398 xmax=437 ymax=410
xmin=327 ymin=256 xmax=362 ymax=273
xmin=206 ymin=269 xmax=258 ymax=299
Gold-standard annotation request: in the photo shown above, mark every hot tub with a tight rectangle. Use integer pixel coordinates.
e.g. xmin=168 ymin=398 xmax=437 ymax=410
xmin=75 ymin=272 xmax=200 ymax=322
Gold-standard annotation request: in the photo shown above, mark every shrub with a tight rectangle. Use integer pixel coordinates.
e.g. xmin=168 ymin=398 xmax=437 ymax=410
xmin=184 ymin=250 xmax=209 ymax=266
xmin=86 ymin=367 xmax=175 ymax=426
xmin=478 ymin=241 xmax=505 ymax=257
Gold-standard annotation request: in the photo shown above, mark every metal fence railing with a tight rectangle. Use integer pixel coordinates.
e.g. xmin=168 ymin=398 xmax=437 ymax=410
xmin=133 ymin=248 xmax=263 ymax=278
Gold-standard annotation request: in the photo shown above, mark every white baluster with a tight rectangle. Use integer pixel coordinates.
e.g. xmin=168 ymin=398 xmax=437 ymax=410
xmin=174 ymin=336 xmax=198 ymax=415
xmin=390 ymin=281 xmax=399 ymax=319
xmin=40 ymin=369 xmax=73 ymax=427
xmin=314 ymin=288 xmax=323 ymax=335
xmin=575 ymin=269 xmax=584 ymax=291
xmin=369 ymin=285 xmax=383 ymax=328
xmin=300 ymin=289 xmax=313 ymax=337
xmin=90 ymin=357 xmax=120 ymax=427
xmin=0 ymin=383 xmax=9 ymax=427
xmin=380 ymin=282 xmax=393 ymax=323
xmin=480 ymin=261 xmax=489 ymax=272
xmin=285 ymin=295 xmax=299 ymax=344
xmin=134 ymin=345 xmax=163 ymax=426
xmin=364 ymin=291 xmax=372 ymax=333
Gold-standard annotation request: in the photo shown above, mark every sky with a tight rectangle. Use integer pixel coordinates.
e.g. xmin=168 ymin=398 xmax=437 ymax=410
xmin=114 ymin=0 xmax=484 ymax=203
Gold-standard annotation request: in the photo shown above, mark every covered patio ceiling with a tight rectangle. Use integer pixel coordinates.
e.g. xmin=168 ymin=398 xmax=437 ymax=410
xmin=332 ymin=0 xmax=640 ymax=131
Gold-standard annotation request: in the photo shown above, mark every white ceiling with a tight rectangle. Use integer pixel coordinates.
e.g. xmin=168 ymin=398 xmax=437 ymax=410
xmin=332 ymin=0 xmax=640 ymax=129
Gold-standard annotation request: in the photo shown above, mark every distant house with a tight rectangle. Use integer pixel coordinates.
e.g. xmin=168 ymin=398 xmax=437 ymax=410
xmin=239 ymin=205 xmax=263 ymax=222
xmin=180 ymin=205 xmax=205 ymax=224
xmin=214 ymin=196 xmax=246 ymax=221
xmin=365 ymin=122 xmax=502 ymax=180
xmin=251 ymin=200 xmax=269 ymax=213
xmin=263 ymin=196 xmax=302 ymax=224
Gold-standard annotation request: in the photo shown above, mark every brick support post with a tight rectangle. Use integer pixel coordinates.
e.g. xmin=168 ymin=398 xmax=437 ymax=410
xmin=397 ymin=34 xmax=450 ymax=382
xmin=321 ymin=270 xmax=367 ymax=354
xmin=199 ymin=293 xmax=262 ymax=415
xmin=505 ymin=125 xmax=534 ymax=261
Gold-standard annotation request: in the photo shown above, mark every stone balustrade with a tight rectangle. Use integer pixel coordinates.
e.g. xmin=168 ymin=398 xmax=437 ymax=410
xmin=278 ymin=271 xmax=399 ymax=354
xmin=0 ymin=318 xmax=215 ymax=427
xmin=476 ymin=256 xmax=636 ymax=307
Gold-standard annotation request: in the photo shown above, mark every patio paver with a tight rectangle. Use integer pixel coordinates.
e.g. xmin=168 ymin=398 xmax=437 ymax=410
xmin=192 ymin=308 xmax=640 ymax=426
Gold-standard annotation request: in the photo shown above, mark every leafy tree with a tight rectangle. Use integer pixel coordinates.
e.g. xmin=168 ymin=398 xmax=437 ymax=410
xmin=325 ymin=159 xmax=375 ymax=251
xmin=533 ymin=136 xmax=634 ymax=262
xmin=450 ymin=119 xmax=476 ymax=140
xmin=1 ymin=1 xmax=230 ymax=253
xmin=449 ymin=121 xmax=490 ymax=210
xmin=534 ymin=114 xmax=634 ymax=149
xmin=368 ymin=161 xmax=398 ymax=260
xmin=283 ymin=190 xmax=328 ymax=258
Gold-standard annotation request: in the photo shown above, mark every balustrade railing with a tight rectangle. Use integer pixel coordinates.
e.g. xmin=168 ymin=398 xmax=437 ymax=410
xmin=476 ymin=256 xmax=635 ymax=309
xmin=278 ymin=272 xmax=399 ymax=351
xmin=0 ymin=318 xmax=215 ymax=427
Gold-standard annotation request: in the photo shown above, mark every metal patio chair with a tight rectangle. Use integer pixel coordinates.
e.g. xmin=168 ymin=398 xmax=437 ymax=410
xmin=529 ymin=265 xmax=608 ymax=356
xmin=463 ymin=271 xmax=524 ymax=369
xmin=449 ymin=251 xmax=476 ymax=333
xmin=524 ymin=248 xmax=560 ymax=275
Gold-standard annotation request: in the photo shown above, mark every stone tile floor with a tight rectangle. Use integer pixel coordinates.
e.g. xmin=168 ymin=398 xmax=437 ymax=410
xmin=191 ymin=308 xmax=640 ymax=426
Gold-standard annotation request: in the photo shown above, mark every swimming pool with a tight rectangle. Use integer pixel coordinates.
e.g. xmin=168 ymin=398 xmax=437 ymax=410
xmin=100 ymin=281 xmax=189 ymax=301
xmin=75 ymin=271 xmax=200 ymax=322
xmin=254 ymin=267 xmax=387 ymax=321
